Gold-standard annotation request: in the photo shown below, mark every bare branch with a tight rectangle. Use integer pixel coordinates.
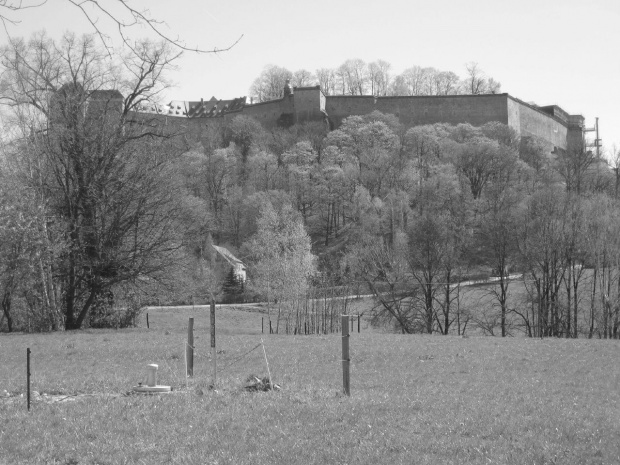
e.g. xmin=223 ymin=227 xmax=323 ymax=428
xmin=1 ymin=0 xmax=243 ymax=56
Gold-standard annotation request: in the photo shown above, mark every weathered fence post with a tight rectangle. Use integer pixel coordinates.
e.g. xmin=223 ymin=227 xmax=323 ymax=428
xmin=26 ymin=348 xmax=31 ymax=411
xmin=146 ymin=312 xmax=149 ymax=329
xmin=210 ymin=297 xmax=216 ymax=387
xmin=341 ymin=315 xmax=350 ymax=396
xmin=186 ymin=317 xmax=194 ymax=377
xmin=358 ymin=313 xmax=360 ymax=333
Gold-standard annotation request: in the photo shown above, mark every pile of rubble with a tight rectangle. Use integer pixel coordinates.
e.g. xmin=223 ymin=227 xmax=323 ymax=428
xmin=244 ymin=375 xmax=280 ymax=392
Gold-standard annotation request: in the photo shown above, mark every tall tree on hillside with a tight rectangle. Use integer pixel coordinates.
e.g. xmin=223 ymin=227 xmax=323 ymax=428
xmin=244 ymin=201 xmax=316 ymax=333
xmin=477 ymin=184 xmax=523 ymax=336
xmin=561 ymin=194 xmax=588 ymax=338
xmin=325 ymin=115 xmax=399 ymax=197
xmin=409 ymin=165 xmax=471 ymax=335
xmin=556 ymin=142 xmax=597 ymax=195
xmin=0 ymin=32 xmax=184 ymax=330
xmin=518 ymin=186 xmax=568 ymax=337
xmin=224 ymin=115 xmax=267 ymax=182
xmin=453 ymin=136 xmax=519 ymax=200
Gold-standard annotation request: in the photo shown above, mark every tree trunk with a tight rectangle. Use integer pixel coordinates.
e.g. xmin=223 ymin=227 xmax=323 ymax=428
xmin=566 ymin=260 xmax=572 ymax=338
xmin=589 ymin=265 xmax=597 ymax=339
xmin=499 ymin=268 xmax=508 ymax=338
xmin=573 ymin=264 xmax=580 ymax=338
xmin=1 ymin=290 xmax=13 ymax=332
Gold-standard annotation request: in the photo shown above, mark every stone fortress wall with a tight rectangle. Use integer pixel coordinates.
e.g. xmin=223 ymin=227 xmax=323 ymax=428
xmin=152 ymin=85 xmax=584 ymax=152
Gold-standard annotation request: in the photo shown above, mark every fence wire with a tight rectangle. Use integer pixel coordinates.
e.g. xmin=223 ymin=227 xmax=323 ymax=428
xmin=185 ymin=341 xmax=264 ymax=375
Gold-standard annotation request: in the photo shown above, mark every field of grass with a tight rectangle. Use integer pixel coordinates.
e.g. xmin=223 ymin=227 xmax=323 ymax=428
xmin=2 ymin=304 xmax=620 ymax=464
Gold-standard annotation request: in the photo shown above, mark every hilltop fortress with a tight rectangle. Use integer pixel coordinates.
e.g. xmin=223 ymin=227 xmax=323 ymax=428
xmin=148 ymin=83 xmax=585 ymax=152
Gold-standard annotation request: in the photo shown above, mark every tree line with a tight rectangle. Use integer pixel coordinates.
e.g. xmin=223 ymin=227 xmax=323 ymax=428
xmin=250 ymin=61 xmax=500 ymax=102
xmin=2 ymin=31 xmax=620 ymax=339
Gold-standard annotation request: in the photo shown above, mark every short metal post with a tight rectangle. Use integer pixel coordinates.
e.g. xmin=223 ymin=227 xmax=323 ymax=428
xmin=26 ymin=348 xmax=31 ymax=411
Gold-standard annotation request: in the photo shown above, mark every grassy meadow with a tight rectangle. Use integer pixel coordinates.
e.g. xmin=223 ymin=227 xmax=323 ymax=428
xmin=1 ymin=304 xmax=620 ymax=464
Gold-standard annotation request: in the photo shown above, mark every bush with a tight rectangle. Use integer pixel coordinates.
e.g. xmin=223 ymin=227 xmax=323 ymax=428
xmin=88 ymin=289 xmax=144 ymax=329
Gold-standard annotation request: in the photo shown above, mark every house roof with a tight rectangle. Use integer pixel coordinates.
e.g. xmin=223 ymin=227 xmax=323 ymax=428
xmin=212 ymin=245 xmax=245 ymax=267
xmin=166 ymin=97 xmax=247 ymax=117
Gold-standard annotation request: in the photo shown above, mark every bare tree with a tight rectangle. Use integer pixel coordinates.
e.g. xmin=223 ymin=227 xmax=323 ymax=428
xmin=291 ymin=69 xmax=316 ymax=88
xmin=556 ymin=141 xmax=596 ymax=195
xmin=316 ymin=68 xmax=336 ymax=95
xmin=464 ymin=62 xmax=487 ymax=94
xmin=0 ymin=0 xmax=242 ymax=55
xmin=249 ymin=65 xmax=292 ymax=103
xmin=368 ymin=60 xmax=391 ymax=96
xmin=433 ymin=71 xmax=461 ymax=95
xmin=1 ymin=32 xmax=186 ymax=330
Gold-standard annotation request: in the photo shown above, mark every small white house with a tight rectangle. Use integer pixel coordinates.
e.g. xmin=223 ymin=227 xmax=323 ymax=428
xmin=212 ymin=245 xmax=246 ymax=282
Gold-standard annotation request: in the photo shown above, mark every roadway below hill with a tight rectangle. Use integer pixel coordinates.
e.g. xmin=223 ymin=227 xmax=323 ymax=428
xmin=151 ymin=273 xmax=524 ymax=311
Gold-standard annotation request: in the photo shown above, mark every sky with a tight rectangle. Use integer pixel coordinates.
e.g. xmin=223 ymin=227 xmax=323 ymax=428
xmin=3 ymin=0 xmax=619 ymax=157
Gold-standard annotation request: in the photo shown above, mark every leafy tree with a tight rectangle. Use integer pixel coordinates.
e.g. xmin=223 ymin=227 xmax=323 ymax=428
xmin=518 ymin=185 xmax=568 ymax=337
xmin=0 ymin=167 xmax=60 ymax=331
xmin=224 ymin=115 xmax=267 ymax=181
xmin=244 ymin=201 xmax=316 ymax=333
xmin=477 ymin=184 xmax=523 ymax=336
xmin=222 ymin=268 xmax=244 ymax=304
xmin=325 ymin=115 xmax=399 ymax=196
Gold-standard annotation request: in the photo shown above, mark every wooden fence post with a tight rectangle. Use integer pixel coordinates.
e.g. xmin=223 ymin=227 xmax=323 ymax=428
xmin=210 ymin=298 xmax=216 ymax=387
xmin=341 ymin=315 xmax=350 ymax=396
xmin=146 ymin=312 xmax=149 ymax=329
xmin=358 ymin=313 xmax=360 ymax=333
xmin=186 ymin=317 xmax=194 ymax=377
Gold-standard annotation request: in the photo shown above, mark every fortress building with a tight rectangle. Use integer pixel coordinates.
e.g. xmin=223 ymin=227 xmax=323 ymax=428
xmin=139 ymin=84 xmax=587 ymax=153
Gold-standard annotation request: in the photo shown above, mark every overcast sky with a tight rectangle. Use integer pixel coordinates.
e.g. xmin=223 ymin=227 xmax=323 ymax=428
xmin=4 ymin=0 xmax=619 ymax=156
